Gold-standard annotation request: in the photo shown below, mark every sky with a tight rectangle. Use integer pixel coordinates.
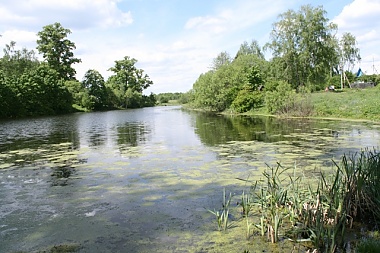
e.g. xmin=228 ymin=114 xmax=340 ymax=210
xmin=0 ymin=0 xmax=379 ymax=94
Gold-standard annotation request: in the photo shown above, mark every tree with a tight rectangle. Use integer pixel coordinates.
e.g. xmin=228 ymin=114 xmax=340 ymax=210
xmin=65 ymin=80 xmax=84 ymax=107
xmin=0 ymin=41 xmax=39 ymax=79
xmin=0 ymin=71 xmax=20 ymax=118
xmin=107 ymin=56 xmax=153 ymax=108
xmin=267 ymin=5 xmax=338 ymax=90
xmin=17 ymin=64 xmax=73 ymax=115
xmin=36 ymin=22 xmax=81 ymax=81
xmin=231 ymin=65 xmax=265 ymax=113
xmin=235 ymin=40 xmax=265 ymax=60
xmin=191 ymin=54 xmax=265 ymax=112
xmin=82 ymin=69 xmax=108 ymax=110
xmin=212 ymin=51 xmax=232 ymax=70
xmin=340 ymin=32 xmax=361 ymax=72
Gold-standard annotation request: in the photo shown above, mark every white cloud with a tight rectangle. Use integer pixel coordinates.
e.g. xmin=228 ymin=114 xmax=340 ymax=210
xmin=333 ymin=0 xmax=380 ymax=74
xmin=334 ymin=0 xmax=380 ymax=29
xmin=0 ymin=0 xmax=133 ymax=31
xmin=1 ymin=30 xmax=38 ymax=47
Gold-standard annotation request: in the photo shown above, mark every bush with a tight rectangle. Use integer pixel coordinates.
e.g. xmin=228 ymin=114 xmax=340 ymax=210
xmin=231 ymin=88 xmax=264 ymax=113
xmin=264 ymin=81 xmax=313 ymax=117
xmin=264 ymin=80 xmax=295 ymax=113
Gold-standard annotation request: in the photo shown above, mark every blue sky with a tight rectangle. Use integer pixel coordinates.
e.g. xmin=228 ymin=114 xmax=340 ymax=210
xmin=1 ymin=0 xmax=379 ymax=94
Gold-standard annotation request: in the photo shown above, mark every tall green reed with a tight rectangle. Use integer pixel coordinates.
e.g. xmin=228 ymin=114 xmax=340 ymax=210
xmin=208 ymin=188 xmax=232 ymax=231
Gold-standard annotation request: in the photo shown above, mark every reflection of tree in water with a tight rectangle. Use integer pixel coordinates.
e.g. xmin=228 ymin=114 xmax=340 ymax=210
xmin=193 ymin=113 xmax=288 ymax=146
xmin=192 ymin=112 xmax=349 ymax=146
xmin=117 ymin=123 xmax=150 ymax=147
xmin=88 ymin=132 xmax=106 ymax=147
xmin=51 ymin=165 xmax=74 ymax=186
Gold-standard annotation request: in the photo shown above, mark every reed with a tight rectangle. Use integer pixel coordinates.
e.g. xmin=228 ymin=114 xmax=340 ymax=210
xmin=232 ymin=148 xmax=380 ymax=252
xmin=208 ymin=188 xmax=232 ymax=231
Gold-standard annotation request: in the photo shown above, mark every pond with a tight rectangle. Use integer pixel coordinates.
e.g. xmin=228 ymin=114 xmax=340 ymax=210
xmin=1 ymin=106 xmax=380 ymax=252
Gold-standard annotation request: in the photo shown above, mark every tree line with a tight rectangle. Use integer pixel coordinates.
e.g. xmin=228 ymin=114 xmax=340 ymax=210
xmin=187 ymin=5 xmax=371 ymax=114
xmin=0 ymin=22 xmax=155 ymax=119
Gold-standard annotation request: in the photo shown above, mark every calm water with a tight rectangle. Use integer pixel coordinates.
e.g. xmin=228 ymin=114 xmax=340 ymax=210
xmin=1 ymin=106 xmax=380 ymax=252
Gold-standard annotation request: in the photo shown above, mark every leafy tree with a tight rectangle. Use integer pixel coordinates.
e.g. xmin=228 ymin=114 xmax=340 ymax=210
xmin=235 ymin=40 xmax=264 ymax=60
xmin=0 ymin=71 xmax=19 ymax=118
xmin=266 ymin=5 xmax=338 ymax=90
xmin=36 ymin=22 xmax=81 ymax=81
xmin=265 ymin=80 xmax=296 ymax=114
xmin=339 ymin=32 xmax=361 ymax=72
xmin=82 ymin=69 xmax=108 ymax=110
xmin=212 ymin=51 xmax=232 ymax=70
xmin=231 ymin=65 xmax=265 ymax=113
xmin=0 ymin=41 xmax=39 ymax=79
xmin=17 ymin=64 xmax=73 ymax=115
xmin=142 ymin=93 xmax=157 ymax=107
xmin=65 ymin=80 xmax=84 ymax=107
xmin=107 ymin=56 xmax=153 ymax=108
xmin=191 ymin=54 xmax=265 ymax=112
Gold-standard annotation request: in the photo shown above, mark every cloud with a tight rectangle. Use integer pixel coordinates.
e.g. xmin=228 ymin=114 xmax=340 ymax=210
xmin=1 ymin=30 xmax=38 ymax=47
xmin=333 ymin=0 xmax=380 ymax=73
xmin=0 ymin=0 xmax=133 ymax=31
xmin=334 ymin=0 xmax=380 ymax=30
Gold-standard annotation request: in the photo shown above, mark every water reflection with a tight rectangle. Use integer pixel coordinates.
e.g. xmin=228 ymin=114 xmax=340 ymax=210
xmin=117 ymin=123 xmax=150 ymax=147
xmin=0 ymin=114 xmax=81 ymax=152
xmin=190 ymin=110 xmax=380 ymax=149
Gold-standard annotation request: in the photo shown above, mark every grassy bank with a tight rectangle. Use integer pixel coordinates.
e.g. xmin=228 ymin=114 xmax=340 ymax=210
xmin=244 ymin=86 xmax=380 ymax=122
xmin=311 ymin=86 xmax=380 ymax=121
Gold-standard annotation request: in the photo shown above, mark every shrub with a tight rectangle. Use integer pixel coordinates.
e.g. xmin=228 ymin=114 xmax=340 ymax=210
xmin=231 ymin=88 xmax=264 ymax=113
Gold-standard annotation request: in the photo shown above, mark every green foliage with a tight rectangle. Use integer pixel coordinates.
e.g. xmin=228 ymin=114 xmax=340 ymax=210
xmin=190 ymin=5 xmax=361 ymax=112
xmin=107 ymin=56 xmax=153 ymax=108
xmin=0 ymin=41 xmax=39 ymax=79
xmin=235 ymin=40 xmax=264 ymax=60
xmin=264 ymin=80 xmax=295 ymax=114
xmin=265 ymin=81 xmax=314 ymax=117
xmin=231 ymin=87 xmax=264 ymax=113
xmin=356 ymin=238 xmax=380 ymax=253
xmin=0 ymin=71 xmax=20 ymax=118
xmin=17 ymin=64 xmax=73 ymax=116
xmin=156 ymin=92 xmax=184 ymax=104
xmin=212 ymin=51 xmax=232 ymax=70
xmin=142 ymin=93 xmax=157 ymax=107
xmin=65 ymin=80 xmax=84 ymax=107
xmin=266 ymin=5 xmax=338 ymax=89
xmin=0 ymin=23 xmax=156 ymax=118
xmin=37 ymin=22 xmax=81 ymax=81
xmin=191 ymin=54 xmax=265 ymax=112
xmin=208 ymin=188 xmax=232 ymax=231
xmin=340 ymin=32 xmax=361 ymax=72
xmin=82 ymin=69 xmax=108 ymax=110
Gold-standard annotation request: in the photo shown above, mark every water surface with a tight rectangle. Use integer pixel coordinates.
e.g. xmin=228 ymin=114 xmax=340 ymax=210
xmin=1 ymin=106 xmax=380 ymax=252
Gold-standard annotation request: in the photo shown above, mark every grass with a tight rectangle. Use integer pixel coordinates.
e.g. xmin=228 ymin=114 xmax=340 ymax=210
xmin=247 ymin=85 xmax=380 ymax=121
xmin=310 ymin=86 xmax=380 ymax=121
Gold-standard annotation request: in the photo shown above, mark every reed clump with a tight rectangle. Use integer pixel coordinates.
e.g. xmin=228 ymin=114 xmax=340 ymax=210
xmin=235 ymin=148 xmax=380 ymax=252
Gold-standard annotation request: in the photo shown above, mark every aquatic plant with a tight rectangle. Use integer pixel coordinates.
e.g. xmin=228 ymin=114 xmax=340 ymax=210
xmin=208 ymin=188 xmax=232 ymax=231
xmin=231 ymin=148 xmax=380 ymax=252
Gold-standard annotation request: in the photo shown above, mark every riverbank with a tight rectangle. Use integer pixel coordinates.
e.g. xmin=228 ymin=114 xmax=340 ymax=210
xmin=238 ymin=86 xmax=380 ymax=122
